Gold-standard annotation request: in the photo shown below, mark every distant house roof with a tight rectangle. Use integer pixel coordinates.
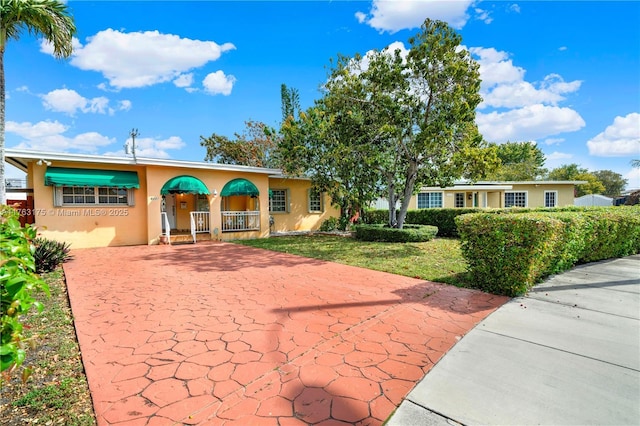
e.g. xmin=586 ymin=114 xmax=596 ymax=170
xmin=420 ymin=180 xmax=588 ymax=191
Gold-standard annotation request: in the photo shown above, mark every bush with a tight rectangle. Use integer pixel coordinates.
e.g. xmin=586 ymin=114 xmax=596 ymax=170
xmin=319 ymin=217 xmax=340 ymax=232
xmin=455 ymin=206 xmax=640 ymax=296
xmin=456 ymin=213 xmax=563 ymax=296
xmin=34 ymin=238 xmax=73 ymax=274
xmin=354 ymin=224 xmax=438 ymax=243
xmin=1 ymin=206 xmax=49 ymax=376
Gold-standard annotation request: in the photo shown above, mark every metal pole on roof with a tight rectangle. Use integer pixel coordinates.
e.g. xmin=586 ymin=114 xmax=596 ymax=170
xmin=129 ymin=128 xmax=139 ymax=162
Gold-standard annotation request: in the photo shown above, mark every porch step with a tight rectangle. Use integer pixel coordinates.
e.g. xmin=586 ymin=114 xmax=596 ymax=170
xmin=169 ymin=233 xmax=212 ymax=244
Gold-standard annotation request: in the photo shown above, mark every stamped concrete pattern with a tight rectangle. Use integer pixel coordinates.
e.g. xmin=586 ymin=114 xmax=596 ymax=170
xmin=63 ymin=242 xmax=507 ymax=425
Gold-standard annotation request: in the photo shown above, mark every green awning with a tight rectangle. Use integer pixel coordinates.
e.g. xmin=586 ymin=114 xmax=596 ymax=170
xmin=220 ymin=178 xmax=259 ymax=197
xmin=161 ymin=175 xmax=209 ymax=195
xmin=44 ymin=167 xmax=139 ymax=188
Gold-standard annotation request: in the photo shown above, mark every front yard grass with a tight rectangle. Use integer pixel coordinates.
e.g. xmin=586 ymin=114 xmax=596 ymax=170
xmin=0 ymin=269 xmax=96 ymax=426
xmin=235 ymin=234 xmax=471 ymax=287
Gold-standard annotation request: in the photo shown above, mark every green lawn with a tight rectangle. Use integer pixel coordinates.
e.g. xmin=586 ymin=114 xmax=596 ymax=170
xmin=234 ymin=234 xmax=471 ymax=287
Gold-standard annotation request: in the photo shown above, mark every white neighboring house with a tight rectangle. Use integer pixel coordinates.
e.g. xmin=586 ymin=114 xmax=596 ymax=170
xmin=574 ymin=194 xmax=613 ymax=207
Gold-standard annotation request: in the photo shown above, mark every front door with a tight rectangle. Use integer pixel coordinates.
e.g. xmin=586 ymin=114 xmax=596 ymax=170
xmin=163 ymin=195 xmax=177 ymax=229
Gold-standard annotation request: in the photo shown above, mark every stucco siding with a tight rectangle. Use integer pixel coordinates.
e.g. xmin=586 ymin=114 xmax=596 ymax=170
xmin=268 ymin=178 xmax=340 ymax=232
xmin=31 ymin=161 xmax=148 ymax=249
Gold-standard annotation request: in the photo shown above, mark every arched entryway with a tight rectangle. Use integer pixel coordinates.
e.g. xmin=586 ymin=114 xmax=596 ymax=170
xmin=160 ymin=175 xmax=210 ymax=242
xmin=220 ymin=178 xmax=260 ymax=232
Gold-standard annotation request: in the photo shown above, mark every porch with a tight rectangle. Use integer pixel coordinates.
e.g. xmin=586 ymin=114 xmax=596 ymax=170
xmin=161 ymin=210 xmax=260 ymax=244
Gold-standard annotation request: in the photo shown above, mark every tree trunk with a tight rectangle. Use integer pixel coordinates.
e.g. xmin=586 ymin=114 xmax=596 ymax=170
xmin=1 ymin=46 xmax=6 ymax=206
xmin=396 ymin=161 xmax=418 ymax=229
xmin=387 ymin=181 xmax=397 ymax=227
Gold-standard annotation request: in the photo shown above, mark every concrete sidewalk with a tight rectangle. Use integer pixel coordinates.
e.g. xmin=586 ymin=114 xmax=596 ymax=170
xmin=388 ymin=254 xmax=640 ymax=426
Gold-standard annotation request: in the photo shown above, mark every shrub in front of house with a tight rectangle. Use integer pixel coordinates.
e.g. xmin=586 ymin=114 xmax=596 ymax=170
xmin=354 ymin=224 xmax=438 ymax=243
xmin=455 ymin=206 xmax=640 ymax=296
xmin=34 ymin=237 xmax=73 ymax=274
xmin=456 ymin=213 xmax=563 ymax=296
xmin=364 ymin=208 xmax=482 ymax=237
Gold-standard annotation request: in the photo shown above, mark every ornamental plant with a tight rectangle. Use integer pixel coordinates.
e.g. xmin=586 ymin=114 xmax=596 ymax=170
xmin=1 ymin=205 xmax=49 ymax=379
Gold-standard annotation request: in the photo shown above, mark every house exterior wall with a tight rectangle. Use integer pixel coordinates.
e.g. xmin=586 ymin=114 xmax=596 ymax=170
xmin=268 ymin=177 xmax=340 ymax=232
xmin=31 ymin=161 xmax=148 ymax=249
xmin=414 ymin=183 xmax=578 ymax=210
xmin=505 ymin=183 xmax=576 ymax=207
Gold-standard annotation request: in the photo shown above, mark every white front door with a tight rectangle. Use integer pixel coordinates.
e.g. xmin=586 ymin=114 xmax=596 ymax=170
xmin=164 ymin=195 xmax=177 ymax=229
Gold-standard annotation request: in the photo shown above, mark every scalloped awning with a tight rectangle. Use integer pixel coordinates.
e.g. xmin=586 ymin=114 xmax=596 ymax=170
xmin=161 ymin=175 xmax=209 ymax=195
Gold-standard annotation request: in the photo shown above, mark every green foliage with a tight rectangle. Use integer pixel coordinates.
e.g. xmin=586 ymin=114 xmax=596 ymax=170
xmin=456 ymin=213 xmax=562 ymax=296
xmin=200 ymin=120 xmax=279 ymax=168
xmin=12 ymin=377 xmax=73 ymax=409
xmin=0 ymin=206 xmax=49 ymax=375
xmin=592 ymin=170 xmax=628 ymax=198
xmin=484 ymin=141 xmax=547 ymax=180
xmin=364 ymin=208 xmax=484 ymax=237
xmin=546 ymin=163 xmax=605 ymax=197
xmin=455 ymin=206 xmax=640 ymax=296
xmin=279 ymin=19 xmax=496 ymax=230
xmin=354 ymin=224 xmax=438 ymax=243
xmin=34 ymin=237 xmax=72 ymax=274
xmin=319 ymin=217 xmax=340 ymax=232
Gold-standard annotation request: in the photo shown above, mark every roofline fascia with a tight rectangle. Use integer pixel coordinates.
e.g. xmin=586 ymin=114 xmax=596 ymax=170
xmin=4 ymin=148 xmax=282 ymax=175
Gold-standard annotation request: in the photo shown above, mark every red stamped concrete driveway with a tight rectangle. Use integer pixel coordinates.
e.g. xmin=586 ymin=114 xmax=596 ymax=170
xmin=64 ymin=242 xmax=507 ymax=425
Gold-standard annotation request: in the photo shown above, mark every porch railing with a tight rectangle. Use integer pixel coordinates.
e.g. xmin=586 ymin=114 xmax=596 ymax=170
xmin=221 ymin=211 xmax=260 ymax=232
xmin=190 ymin=211 xmax=211 ymax=242
xmin=161 ymin=212 xmax=171 ymax=241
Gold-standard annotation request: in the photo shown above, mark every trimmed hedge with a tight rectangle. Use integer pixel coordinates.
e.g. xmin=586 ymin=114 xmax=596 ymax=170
xmin=364 ymin=206 xmax=620 ymax=237
xmin=456 ymin=206 xmax=640 ymax=296
xmin=354 ymin=224 xmax=438 ymax=243
xmin=363 ymin=208 xmax=482 ymax=237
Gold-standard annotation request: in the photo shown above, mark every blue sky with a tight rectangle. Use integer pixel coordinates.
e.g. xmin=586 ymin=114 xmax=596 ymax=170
xmin=4 ymin=0 xmax=640 ymax=189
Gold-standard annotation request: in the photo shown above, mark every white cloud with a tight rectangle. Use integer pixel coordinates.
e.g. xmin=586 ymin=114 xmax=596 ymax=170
xmin=509 ymin=4 xmax=521 ymax=13
xmin=477 ymin=104 xmax=585 ymax=142
xmin=203 ymin=71 xmax=236 ymax=96
xmin=546 ymin=151 xmax=573 ymax=161
xmin=174 ymin=73 xmax=194 ymax=89
xmin=118 ymin=100 xmax=132 ymax=111
xmin=469 ymin=47 xmax=524 ymax=89
xmin=474 ymin=8 xmax=493 ymax=24
xmin=356 ymin=0 xmax=473 ymax=33
xmin=108 ymin=136 xmax=186 ymax=159
xmin=41 ymin=88 xmax=130 ymax=116
xmin=543 ymin=138 xmax=565 ymax=146
xmin=587 ymin=113 xmax=640 ymax=157
xmin=6 ymin=120 xmax=114 ymax=153
xmin=624 ymin=167 xmax=640 ymax=190
xmin=470 ymin=48 xmax=582 ymax=108
xmin=60 ymin=29 xmax=235 ymax=89
xmin=469 ymin=46 xmax=584 ymax=142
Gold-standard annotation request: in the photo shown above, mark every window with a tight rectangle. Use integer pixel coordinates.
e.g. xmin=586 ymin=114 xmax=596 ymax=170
xmin=544 ymin=191 xmax=558 ymax=208
xmin=269 ymin=189 xmax=288 ymax=212
xmin=454 ymin=193 xmax=465 ymax=208
xmin=417 ymin=192 xmax=443 ymax=209
xmin=308 ymin=190 xmax=323 ymax=213
xmin=505 ymin=191 xmax=527 ymax=207
xmin=56 ymin=186 xmax=133 ymax=206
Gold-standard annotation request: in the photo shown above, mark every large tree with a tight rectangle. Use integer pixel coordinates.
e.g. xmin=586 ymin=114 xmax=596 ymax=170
xmin=280 ymin=19 xmax=496 ymax=228
xmin=484 ymin=141 xmax=547 ymax=181
xmin=1 ymin=0 xmax=76 ymax=205
xmin=592 ymin=170 xmax=627 ymax=198
xmin=200 ymin=120 xmax=279 ymax=168
xmin=547 ymin=163 xmax=605 ymax=197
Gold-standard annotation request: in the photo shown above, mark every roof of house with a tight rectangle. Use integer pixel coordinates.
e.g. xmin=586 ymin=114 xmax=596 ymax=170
xmin=420 ymin=180 xmax=588 ymax=191
xmin=5 ymin=148 xmax=282 ymax=175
